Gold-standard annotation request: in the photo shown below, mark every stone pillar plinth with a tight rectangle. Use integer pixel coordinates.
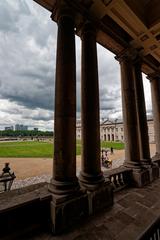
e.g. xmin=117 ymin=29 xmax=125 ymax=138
xmin=49 ymin=5 xmax=79 ymax=196
xmin=149 ymin=75 xmax=160 ymax=158
xmin=79 ymin=22 xmax=105 ymax=191
xmin=133 ymin=58 xmax=151 ymax=166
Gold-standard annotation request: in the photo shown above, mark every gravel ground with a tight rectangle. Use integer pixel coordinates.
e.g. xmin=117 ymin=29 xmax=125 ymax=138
xmin=12 ymin=174 xmax=51 ymax=189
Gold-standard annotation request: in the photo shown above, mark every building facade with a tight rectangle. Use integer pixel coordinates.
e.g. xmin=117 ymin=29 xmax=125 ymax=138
xmin=76 ymin=119 xmax=155 ymax=143
xmin=15 ymin=124 xmax=28 ymax=131
xmin=4 ymin=126 xmax=14 ymax=131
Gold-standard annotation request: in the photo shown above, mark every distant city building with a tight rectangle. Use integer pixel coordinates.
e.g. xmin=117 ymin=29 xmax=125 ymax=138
xmin=15 ymin=124 xmax=28 ymax=131
xmin=5 ymin=126 xmax=14 ymax=131
xmin=34 ymin=128 xmax=38 ymax=131
xmin=76 ymin=118 xmax=155 ymax=143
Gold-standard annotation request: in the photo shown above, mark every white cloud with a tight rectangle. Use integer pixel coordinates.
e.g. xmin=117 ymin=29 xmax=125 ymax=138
xmin=0 ymin=0 xmax=152 ymax=130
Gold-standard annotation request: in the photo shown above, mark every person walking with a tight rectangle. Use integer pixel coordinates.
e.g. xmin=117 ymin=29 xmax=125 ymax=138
xmin=110 ymin=146 xmax=113 ymax=154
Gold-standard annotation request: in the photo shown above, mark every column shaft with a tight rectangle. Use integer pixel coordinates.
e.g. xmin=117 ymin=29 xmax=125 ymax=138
xmin=150 ymin=77 xmax=160 ymax=154
xmin=133 ymin=60 xmax=151 ymax=164
xmin=50 ymin=9 xmax=78 ymax=195
xmin=119 ymin=56 xmax=141 ymax=168
xmin=79 ymin=23 xmax=104 ymax=190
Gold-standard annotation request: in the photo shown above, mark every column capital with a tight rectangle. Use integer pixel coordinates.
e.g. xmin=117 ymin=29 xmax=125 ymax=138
xmin=115 ymin=47 xmax=138 ymax=63
xmin=80 ymin=21 xmax=97 ymax=39
xmin=132 ymin=54 xmax=143 ymax=66
xmin=51 ymin=0 xmax=75 ymax=23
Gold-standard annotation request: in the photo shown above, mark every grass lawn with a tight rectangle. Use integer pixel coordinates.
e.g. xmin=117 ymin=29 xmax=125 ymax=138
xmin=0 ymin=141 xmax=53 ymax=158
xmin=0 ymin=140 xmax=124 ymax=157
xmin=101 ymin=141 xmax=124 ymax=150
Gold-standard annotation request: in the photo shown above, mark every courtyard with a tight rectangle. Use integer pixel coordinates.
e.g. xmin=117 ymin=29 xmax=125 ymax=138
xmin=0 ymin=143 xmax=156 ymax=190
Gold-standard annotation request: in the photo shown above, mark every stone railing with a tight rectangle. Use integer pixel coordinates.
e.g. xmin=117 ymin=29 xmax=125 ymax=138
xmin=104 ymin=167 xmax=132 ymax=192
xmin=0 ymin=182 xmax=52 ymax=239
xmin=138 ymin=216 xmax=160 ymax=240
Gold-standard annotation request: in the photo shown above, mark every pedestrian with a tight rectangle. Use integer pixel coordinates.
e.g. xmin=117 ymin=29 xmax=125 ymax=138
xmin=110 ymin=146 xmax=113 ymax=154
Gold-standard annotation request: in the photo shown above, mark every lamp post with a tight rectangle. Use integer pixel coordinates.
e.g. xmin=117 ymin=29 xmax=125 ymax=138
xmin=0 ymin=163 xmax=16 ymax=192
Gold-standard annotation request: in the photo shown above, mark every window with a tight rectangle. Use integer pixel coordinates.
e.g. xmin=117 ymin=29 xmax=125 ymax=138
xmin=108 ymin=134 xmax=110 ymax=141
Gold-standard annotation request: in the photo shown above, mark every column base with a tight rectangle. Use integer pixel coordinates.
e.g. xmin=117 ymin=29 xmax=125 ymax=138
xmin=152 ymin=152 xmax=160 ymax=161
xmin=50 ymin=182 xmax=113 ymax=234
xmin=131 ymin=168 xmax=150 ymax=187
xmin=48 ymin=178 xmax=79 ymax=197
xmin=87 ymin=181 xmax=113 ymax=215
xmin=152 ymin=153 xmax=160 ymax=178
xmin=140 ymin=158 xmax=152 ymax=167
xmin=123 ymin=160 xmax=142 ymax=169
xmin=50 ymin=191 xmax=88 ymax=234
xmin=79 ymin=171 xmax=105 ymax=191
xmin=148 ymin=164 xmax=159 ymax=182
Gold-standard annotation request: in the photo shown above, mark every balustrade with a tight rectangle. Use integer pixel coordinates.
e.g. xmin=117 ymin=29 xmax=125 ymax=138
xmin=104 ymin=167 xmax=132 ymax=192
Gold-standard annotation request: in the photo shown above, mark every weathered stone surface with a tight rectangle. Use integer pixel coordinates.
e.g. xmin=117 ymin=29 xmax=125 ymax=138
xmin=50 ymin=192 xmax=89 ymax=234
xmin=87 ymin=182 xmax=113 ymax=215
xmin=2 ymin=178 xmax=160 ymax=239
xmin=131 ymin=168 xmax=150 ymax=187
xmin=79 ymin=22 xmax=104 ymax=190
xmin=0 ymin=183 xmax=51 ymax=239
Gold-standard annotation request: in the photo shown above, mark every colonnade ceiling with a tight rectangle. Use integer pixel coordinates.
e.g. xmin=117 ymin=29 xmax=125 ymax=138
xmin=34 ymin=0 xmax=160 ymax=75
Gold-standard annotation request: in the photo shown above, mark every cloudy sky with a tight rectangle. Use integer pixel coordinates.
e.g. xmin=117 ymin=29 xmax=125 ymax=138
xmin=0 ymin=0 xmax=152 ymax=130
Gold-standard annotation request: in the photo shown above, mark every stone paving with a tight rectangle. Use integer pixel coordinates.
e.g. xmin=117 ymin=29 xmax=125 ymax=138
xmin=20 ymin=177 xmax=160 ymax=240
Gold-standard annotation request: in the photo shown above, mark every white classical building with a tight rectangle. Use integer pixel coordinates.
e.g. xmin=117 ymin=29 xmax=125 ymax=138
xmin=76 ymin=118 xmax=155 ymax=143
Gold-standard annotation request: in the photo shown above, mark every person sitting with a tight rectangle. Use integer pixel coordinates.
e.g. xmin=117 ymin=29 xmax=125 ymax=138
xmin=101 ymin=149 xmax=107 ymax=164
xmin=102 ymin=149 xmax=112 ymax=168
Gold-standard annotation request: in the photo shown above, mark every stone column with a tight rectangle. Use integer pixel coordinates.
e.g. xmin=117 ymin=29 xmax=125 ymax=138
xmin=133 ymin=58 xmax=151 ymax=165
xmin=117 ymin=52 xmax=141 ymax=169
xmin=49 ymin=5 xmax=79 ymax=195
xmin=149 ymin=75 xmax=160 ymax=156
xmin=79 ymin=22 xmax=104 ymax=190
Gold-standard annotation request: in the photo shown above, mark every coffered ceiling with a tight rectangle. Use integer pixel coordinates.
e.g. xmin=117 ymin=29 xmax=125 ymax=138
xmin=34 ymin=0 xmax=160 ymax=74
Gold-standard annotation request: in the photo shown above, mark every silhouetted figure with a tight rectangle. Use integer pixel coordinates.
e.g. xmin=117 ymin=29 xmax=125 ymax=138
xmin=110 ymin=147 xmax=113 ymax=154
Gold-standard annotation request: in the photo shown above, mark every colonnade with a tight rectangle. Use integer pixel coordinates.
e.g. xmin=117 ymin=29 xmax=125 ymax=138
xmin=49 ymin=3 xmax=160 ymax=196
xmin=149 ymin=75 xmax=160 ymax=157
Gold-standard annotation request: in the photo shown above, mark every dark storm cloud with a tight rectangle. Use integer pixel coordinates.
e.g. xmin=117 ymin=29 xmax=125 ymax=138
xmin=0 ymin=0 xmax=122 ymax=122
xmin=25 ymin=112 xmax=53 ymax=121
xmin=0 ymin=0 xmax=151 ymax=130
xmin=1 ymin=92 xmax=53 ymax=110
xmin=0 ymin=0 xmax=57 ymax=115
xmin=18 ymin=106 xmax=54 ymax=121
xmin=97 ymin=44 xmax=122 ymax=118
xmin=75 ymin=43 xmax=122 ymax=118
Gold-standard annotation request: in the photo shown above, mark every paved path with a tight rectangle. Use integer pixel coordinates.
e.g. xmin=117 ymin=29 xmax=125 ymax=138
xmin=12 ymin=157 xmax=125 ymax=190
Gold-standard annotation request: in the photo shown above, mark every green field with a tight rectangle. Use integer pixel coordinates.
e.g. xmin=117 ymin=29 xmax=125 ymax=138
xmin=0 ymin=140 xmax=124 ymax=157
xmin=101 ymin=141 xmax=124 ymax=150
